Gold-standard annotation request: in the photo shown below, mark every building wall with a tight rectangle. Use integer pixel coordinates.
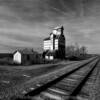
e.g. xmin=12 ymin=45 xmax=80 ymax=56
xmin=50 ymin=36 xmax=54 ymax=51
xmin=58 ymin=35 xmax=65 ymax=58
xmin=55 ymin=39 xmax=58 ymax=50
xmin=13 ymin=51 xmax=21 ymax=64
xmin=21 ymin=54 xmax=34 ymax=65
xmin=45 ymin=55 xmax=54 ymax=60
xmin=43 ymin=40 xmax=51 ymax=51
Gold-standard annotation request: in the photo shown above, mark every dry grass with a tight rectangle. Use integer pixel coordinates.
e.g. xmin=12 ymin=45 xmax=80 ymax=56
xmin=0 ymin=61 xmax=74 ymax=100
xmin=89 ymin=62 xmax=100 ymax=100
xmin=0 ymin=59 xmax=92 ymax=100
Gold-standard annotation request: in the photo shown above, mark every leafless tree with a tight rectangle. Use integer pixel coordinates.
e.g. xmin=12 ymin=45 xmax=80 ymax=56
xmin=66 ymin=45 xmax=87 ymax=56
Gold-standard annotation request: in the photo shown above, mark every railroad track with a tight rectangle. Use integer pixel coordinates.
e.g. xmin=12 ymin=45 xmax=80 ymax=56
xmin=13 ymin=57 xmax=99 ymax=100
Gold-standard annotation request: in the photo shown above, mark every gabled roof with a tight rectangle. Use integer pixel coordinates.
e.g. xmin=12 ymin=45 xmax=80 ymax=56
xmin=43 ymin=37 xmax=50 ymax=41
xmin=46 ymin=51 xmax=55 ymax=56
xmin=14 ymin=49 xmax=36 ymax=54
xmin=53 ymin=26 xmax=64 ymax=30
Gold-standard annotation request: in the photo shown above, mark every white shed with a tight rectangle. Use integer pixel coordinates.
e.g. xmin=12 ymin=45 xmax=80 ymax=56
xmin=13 ymin=51 xmax=22 ymax=64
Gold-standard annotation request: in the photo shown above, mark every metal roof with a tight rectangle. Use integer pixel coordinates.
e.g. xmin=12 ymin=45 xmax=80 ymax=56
xmin=43 ymin=37 xmax=50 ymax=41
xmin=53 ymin=26 xmax=64 ymax=30
xmin=14 ymin=49 xmax=36 ymax=54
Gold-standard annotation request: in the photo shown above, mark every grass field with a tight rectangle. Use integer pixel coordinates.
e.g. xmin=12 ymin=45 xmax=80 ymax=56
xmin=0 ymin=61 xmax=76 ymax=100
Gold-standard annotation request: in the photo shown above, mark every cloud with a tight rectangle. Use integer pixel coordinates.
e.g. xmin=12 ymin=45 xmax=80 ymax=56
xmin=0 ymin=0 xmax=100 ymax=53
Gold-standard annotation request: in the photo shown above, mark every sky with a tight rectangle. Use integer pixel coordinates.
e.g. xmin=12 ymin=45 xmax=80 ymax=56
xmin=0 ymin=0 xmax=100 ymax=53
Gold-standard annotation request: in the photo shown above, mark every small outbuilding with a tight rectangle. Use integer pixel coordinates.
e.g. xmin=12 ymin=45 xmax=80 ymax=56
xmin=45 ymin=51 xmax=55 ymax=60
xmin=13 ymin=49 xmax=36 ymax=65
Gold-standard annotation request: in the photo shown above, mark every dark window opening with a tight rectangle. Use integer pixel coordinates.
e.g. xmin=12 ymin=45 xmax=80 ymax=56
xmin=27 ymin=55 xmax=30 ymax=61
